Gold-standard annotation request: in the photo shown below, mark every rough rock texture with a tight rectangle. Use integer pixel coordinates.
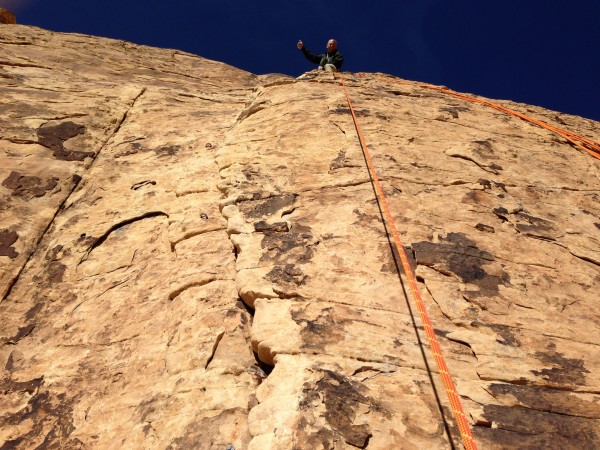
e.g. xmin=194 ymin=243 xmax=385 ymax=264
xmin=1 ymin=25 xmax=599 ymax=449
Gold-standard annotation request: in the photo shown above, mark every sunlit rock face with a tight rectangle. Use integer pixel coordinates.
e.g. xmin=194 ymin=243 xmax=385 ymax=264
xmin=1 ymin=25 xmax=599 ymax=449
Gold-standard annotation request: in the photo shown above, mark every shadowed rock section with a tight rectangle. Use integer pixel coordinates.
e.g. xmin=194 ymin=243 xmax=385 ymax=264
xmin=1 ymin=24 xmax=600 ymax=449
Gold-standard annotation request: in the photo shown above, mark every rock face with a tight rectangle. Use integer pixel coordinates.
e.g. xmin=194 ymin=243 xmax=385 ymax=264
xmin=1 ymin=25 xmax=599 ymax=449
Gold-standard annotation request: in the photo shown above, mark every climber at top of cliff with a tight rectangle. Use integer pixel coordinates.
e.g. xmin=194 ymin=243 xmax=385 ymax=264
xmin=297 ymin=38 xmax=344 ymax=72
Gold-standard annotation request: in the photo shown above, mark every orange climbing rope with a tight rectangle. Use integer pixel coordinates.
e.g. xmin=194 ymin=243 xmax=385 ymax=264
xmin=361 ymin=73 xmax=600 ymax=161
xmin=333 ymin=72 xmax=478 ymax=450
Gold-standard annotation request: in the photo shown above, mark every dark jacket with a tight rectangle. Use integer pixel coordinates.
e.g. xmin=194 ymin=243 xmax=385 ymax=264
xmin=301 ymin=47 xmax=344 ymax=71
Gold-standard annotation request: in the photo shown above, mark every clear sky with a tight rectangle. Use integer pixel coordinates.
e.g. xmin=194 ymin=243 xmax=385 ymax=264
xmin=3 ymin=0 xmax=600 ymax=121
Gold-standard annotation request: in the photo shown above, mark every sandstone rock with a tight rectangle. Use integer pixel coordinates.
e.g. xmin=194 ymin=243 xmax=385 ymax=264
xmin=1 ymin=25 xmax=599 ymax=449
xmin=0 ymin=8 xmax=16 ymax=24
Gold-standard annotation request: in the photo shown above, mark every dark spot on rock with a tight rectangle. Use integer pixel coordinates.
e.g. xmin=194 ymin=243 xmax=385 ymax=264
xmin=488 ymin=162 xmax=503 ymax=172
xmin=72 ymin=174 xmax=82 ymax=184
xmin=413 ymin=232 xmax=509 ymax=297
xmin=293 ymin=417 xmax=337 ymax=449
xmin=475 ymin=223 xmax=495 ymax=233
xmin=478 ymin=179 xmax=492 ymax=189
xmin=115 ymin=142 xmax=143 ymax=158
xmin=155 ymin=145 xmax=180 ymax=157
xmin=0 ymin=229 xmax=19 ymax=258
xmin=0 ymin=376 xmax=83 ymax=447
xmin=514 ymin=212 xmax=558 ymax=240
xmin=37 ymin=121 xmax=93 ymax=161
xmin=266 ymin=264 xmax=307 ymax=290
xmin=0 ymin=375 xmax=44 ymax=395
xmin=474 ymin=140 xmax=494 ymax=153
xmin=77 ymin=233 xmax=96 ymax=247
xmin=489 ymin=324 xmax=520 ymax=347
xmin=595 ymin=223 xmax=600 ymax=230
xmin=531 ymin=349 xmax=590 ymax=386
xmin=333 ymin=107 xmax=369 ymax=117
xmin=47 ymin=261 xmax=67 ymax=284
xmin=205 ymin=142 xmax=212 ymax=148
xmin=462 ymin=190 xmax=488 ymax=205
xmin=300 ymin=370 xmax=376 ymax=448
xmin=352 ymin=208 xmax=386 ymax=236
xmin=25 ymin=302 xmax=44 ymax=322
xmin=254 ymin=221 xmax=289 ymax=232
xmin=200 ymin=213 xmax=208 ymax=220
xmin=439 ymin=106 xmax=469 ymax=119
xmin=2 ymin=171 xmax=59 ymax=199
xmin=291 ymin=307 xmax=346 ymax=349
xmin=239 ymin=193 xmax=296 ymax=219
xmin=493 ymin=206 xmax=509 ymax=216
xmin=46 ymin=245 xmax=64 ymax=261
xmin=330 ymin=150 xmax=346 ymax=171
xmin=260 ymin=228 xmax=316 ymax=265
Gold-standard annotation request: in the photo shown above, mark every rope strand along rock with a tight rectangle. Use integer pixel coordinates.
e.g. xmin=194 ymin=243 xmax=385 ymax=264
xmin=334 ymin=72 xmax=479 ymax=450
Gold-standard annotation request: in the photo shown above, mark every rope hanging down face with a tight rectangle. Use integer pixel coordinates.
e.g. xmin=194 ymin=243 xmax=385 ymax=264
xmin=364 ymin=74 xmax=600 ymax=161
xmin=333 ymin=72 xmax=478 ymax=450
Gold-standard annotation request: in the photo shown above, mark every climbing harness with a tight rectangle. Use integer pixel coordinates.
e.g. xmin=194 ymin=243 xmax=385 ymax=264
xmin=333 ymin=72 xmax=479 ymax=450
xmin=361 ymin=73 xmax=600 ymax=161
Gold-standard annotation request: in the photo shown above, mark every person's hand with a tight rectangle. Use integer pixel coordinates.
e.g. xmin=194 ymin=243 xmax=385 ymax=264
xmin=297 ymin=40 xmax=303 ymax=49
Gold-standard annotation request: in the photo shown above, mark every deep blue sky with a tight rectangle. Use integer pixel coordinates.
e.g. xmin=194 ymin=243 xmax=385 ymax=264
xmin=4 ymin=0 xmax=600 ymax=121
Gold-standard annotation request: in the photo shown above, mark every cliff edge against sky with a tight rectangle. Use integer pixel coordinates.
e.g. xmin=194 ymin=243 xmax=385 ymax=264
xmin=1 ymin=25 xmax=599 ymax=449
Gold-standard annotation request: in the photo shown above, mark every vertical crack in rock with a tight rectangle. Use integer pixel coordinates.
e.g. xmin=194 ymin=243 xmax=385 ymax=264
xmin=1 ymin=89 xmax=147 ymax=304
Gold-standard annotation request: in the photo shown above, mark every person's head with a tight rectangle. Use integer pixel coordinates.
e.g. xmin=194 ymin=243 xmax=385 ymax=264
xmin=326 ymin=39 xmax=337 ymax=53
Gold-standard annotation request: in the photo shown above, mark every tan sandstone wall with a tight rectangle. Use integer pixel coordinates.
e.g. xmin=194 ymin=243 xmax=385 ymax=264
xmin=1 ymin=25 xmax=599 ymax=449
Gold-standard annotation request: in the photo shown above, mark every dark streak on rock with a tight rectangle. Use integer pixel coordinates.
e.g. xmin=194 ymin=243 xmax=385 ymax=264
xmin=489 ymin=324 xmax=521 ymax=347
xmin=239 ymin=193 xmax=296 ymax=219
xmin=154 ymin=145 xmax=180 ymax=158
xmin=476 ymin=403 xmax=599 ymax=449
xmin=37 ymin=121 xmax=94 ymax=161
xmin=475 ymin=223 xmax=495 ymax=233
xmin=2 ymin=323 xmax=35 ymax=346
xmin=0 ymin=376 xmax=84 ymax=448
xmin=254 ymin=221 xmax=289 ymax=233
xmin=0 ymin=229 xmax=19 ymax=258
xmin=531 ymin=345 xmax=590 ymax=386
xmin=332 ymin=107 xmax=369 ymax=117
xmin=488 ymin=383 xmax=600 ymax=419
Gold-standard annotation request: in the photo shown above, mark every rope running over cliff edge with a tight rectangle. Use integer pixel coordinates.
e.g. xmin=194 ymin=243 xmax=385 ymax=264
xmin=361 ymin=73 xmax=600 ymax=161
